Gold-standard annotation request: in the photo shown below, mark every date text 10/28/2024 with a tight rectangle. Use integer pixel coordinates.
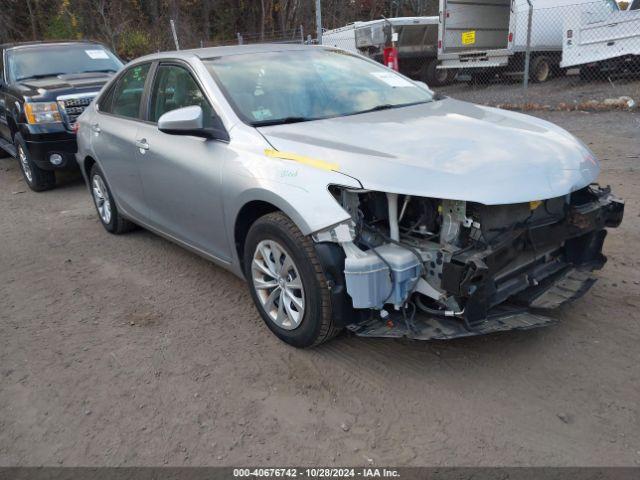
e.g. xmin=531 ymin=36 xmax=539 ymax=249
xmin=233 ymin=468 xmax=401 ymax=478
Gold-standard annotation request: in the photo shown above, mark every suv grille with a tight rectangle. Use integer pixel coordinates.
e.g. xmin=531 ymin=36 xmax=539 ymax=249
xmin=57 ymin=94 xmax=97 ymax=126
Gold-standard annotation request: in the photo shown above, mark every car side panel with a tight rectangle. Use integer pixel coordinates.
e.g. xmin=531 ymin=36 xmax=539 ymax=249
xmin=134 ymin=122 xmax=232 ymax=262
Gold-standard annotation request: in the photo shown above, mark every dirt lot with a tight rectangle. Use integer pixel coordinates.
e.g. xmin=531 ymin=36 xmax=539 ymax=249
xmin=1 ymin=111 xmax=639 ymax=467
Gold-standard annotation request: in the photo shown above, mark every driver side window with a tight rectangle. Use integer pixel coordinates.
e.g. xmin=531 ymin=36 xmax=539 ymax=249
xmin=149 ymin=64 xmax=214 ymax=126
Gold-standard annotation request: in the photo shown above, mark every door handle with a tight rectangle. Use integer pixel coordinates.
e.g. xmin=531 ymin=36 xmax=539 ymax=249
xmin=91 ymin=123 xmax=101 ymax=133
xmin=135 ymin=139 xmax=149 ymax=151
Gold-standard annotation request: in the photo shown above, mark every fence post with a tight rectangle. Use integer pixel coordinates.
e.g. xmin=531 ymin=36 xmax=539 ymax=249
xmin=170 ymin=19 xmax=180 ymax=50
xmin=523 ymin=0 xmax=533 ymax=95
xmin=316 ymin=0 xmax=323 ymax=44
xmin=300 ymin=25 xmax=304 ymax=44
xmin=237 ymin=32 xmax=243 ymax=45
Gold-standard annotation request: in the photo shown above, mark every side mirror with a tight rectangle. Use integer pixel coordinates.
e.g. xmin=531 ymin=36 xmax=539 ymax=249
xmin=158 ymin=105 xmax=206 ymax=137
xmin=157 ymin=105 xmax=229 ymax=141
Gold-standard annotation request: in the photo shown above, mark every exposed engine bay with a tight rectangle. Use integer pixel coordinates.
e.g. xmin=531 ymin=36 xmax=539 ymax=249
xmin=313 ymin=185 xmax=624 ymax=340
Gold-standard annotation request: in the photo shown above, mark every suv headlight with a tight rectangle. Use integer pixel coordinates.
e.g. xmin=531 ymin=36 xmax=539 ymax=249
xmin=25 ymin=102 xmax=62 ymax=124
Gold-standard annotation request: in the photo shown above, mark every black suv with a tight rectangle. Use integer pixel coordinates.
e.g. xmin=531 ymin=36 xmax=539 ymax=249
xmin=0 ymin=41 xmax=123 ymax=191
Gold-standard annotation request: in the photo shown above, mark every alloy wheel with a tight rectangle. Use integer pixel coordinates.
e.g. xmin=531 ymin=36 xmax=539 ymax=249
xmin=92 ymin=174 xmax=112 ymax=225
xmin=18 ymin=145 xmax=32 ymax=183
xmin=251 ymin=239 xmax=305 ymax=330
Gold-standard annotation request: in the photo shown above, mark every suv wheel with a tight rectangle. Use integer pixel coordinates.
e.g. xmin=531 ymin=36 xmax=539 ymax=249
xmin=15 ymin=134 xmax=56 ymax=191
xmin=89 ymin=163 xmax=136 ymax=234
xmin=244 ymin=212 xmax=341 ymax=348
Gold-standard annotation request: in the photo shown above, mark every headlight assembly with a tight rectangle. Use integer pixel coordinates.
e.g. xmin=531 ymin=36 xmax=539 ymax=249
xmin=24 ymin=102 xmax=62 ymax=124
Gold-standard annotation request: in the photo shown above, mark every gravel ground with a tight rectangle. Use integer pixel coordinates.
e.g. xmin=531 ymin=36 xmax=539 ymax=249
xmin=439 ymin=73 xmax=640 ymax=108
xmin=0 ymin=111 xmax=639 ymax=467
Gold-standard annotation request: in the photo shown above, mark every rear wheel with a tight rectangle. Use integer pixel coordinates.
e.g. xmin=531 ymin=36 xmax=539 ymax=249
xmin=244 ymin=212 xmax=340 ymax=348
xmin=530 ymin=56 xmax=552 ymax=83
xmin=89 ymin=163 xmax=136 ymax=234
xmin=15 ymin=134 xmax=56 ymax=191
xmin=422 ymin=59 xmax=450 ymax=87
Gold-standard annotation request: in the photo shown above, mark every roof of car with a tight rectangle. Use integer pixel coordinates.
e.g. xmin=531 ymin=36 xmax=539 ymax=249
xmin=0 ymin=40 xmax=104 ymax=51
xmin=133 ymin=43 xmax=330 ymax=64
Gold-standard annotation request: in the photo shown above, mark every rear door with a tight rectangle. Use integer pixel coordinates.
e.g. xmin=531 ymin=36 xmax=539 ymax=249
xmin=439 ymin=0 xmax=513 ymax=68
xmin=134 ymin=61 xmax=231 ymax=262
xmin=91 ymin=62 xmax=153 ymax=217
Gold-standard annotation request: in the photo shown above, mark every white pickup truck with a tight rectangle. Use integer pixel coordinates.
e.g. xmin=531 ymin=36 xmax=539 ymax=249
xmin=437 ymin=0 xmax=615 ymax=82
xmin=561 ymin=0 xmax=640 ymax=77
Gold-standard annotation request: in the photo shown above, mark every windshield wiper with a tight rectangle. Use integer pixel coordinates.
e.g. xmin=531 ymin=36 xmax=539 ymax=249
xmin=16 ymin=73 xmax=66 ymax=82
xmin=347 ymin=100 xmax=431 ymax=117
xmin=81 ymin=69 xmax=118 ymax=74
xmin=252 ymin=116 xmax=314 ymax=127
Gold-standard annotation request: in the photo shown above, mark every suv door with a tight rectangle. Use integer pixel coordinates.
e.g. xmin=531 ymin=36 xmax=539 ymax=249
xmin=135 ymin=61 xmax=231 ymax=262
xmin=91 ymin=62 xmax=152 ymax=218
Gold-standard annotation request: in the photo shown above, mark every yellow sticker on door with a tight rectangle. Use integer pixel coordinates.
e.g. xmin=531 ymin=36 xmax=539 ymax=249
xmin=462 ymin=30 xmax=476 ymax=45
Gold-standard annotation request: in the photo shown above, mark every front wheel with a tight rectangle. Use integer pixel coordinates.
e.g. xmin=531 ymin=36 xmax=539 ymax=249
xmin=244 ymin=212 xmax=340 ymax=348
xmin=15 ymin=134 xmax=56 ymax=191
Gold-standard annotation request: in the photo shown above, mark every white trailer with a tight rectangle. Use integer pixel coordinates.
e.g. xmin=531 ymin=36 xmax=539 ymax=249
xmin=437 ymin=0 xmax=614 ymax=82
xmin=323 ymin=17 xmax=457 ymax=86
xmin=322 ymin=23 xmax=360 ymax=54
xmin=561 ymin=0 xmax=640 ymax=76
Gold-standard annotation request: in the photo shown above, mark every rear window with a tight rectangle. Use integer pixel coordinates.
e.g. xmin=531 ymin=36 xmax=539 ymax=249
xmin=6 ymin=44 xmax=122 ymax=83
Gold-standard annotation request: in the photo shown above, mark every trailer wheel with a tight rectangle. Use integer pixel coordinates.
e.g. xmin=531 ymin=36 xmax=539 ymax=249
xmin=422 ymin=59 xmax=450 ymax=87
xmin=530 ymin=56 xmax=552 ymax=83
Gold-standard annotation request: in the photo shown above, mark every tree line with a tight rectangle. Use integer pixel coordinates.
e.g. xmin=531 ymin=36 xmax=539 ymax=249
xmin=0 ymin=0 xmax=438 ymax=59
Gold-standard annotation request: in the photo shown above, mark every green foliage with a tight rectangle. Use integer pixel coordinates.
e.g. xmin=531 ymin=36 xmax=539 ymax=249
xmin=45 ymin=13 xmax=80 ymax=40
xmin=118 ymin=29 xmax=151 ymax=60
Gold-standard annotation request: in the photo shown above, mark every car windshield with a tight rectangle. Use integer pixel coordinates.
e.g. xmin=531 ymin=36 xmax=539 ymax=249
xmin=7 ymin=44 xmax=122 ymax=83
xmin=204 ymin=49 xmax=433 ymax=126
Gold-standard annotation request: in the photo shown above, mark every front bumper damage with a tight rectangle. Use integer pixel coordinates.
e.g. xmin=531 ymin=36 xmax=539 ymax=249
xmin=314 ymin=185 xmax=624 ymax=341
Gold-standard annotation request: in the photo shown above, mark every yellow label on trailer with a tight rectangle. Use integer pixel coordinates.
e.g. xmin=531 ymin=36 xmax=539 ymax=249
xmin=461 ymin=30 xmax=476 ymax=45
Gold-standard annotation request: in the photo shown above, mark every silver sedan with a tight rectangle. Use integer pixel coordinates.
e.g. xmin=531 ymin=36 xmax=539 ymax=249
xmin=76 ymin=44 xmax=623 ymax=347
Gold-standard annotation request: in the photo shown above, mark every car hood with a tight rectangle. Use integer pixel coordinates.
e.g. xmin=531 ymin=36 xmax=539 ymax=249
xmin=17 ymin=73 xmax=114 ymax=98
xmin=258 ymin=98 xmax=600 ymax=205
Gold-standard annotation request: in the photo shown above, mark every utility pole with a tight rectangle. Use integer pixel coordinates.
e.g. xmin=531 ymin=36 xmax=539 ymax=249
xmin=316 ymin=0 xmax=322 ymax=44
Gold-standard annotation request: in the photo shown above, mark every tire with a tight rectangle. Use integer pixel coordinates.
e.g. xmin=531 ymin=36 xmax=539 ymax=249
xmin=244 ymin=212 xmax=341 ymax=348
xmin=15 ymin=134 xmax=56 ymax=191
xmin=445 ymin=68 xmax=459 ymax=85
xmin=422 ymin=59 xmax=450 ymax=87
xmin=530 ymin=56 xmax=552 ymax=83
xmin=89 ymin=163 xmax=136 ymax=234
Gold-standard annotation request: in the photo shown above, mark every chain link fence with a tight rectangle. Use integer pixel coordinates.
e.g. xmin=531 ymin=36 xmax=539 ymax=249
xmin=318 ymin=0 xmax=640 ymax=111
xmin=203 ymin=27 xmax=311 ymax=48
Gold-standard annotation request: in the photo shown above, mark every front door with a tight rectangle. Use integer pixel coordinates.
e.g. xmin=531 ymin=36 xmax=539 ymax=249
xmin=135 ymin=63 xmax=231 ymax=262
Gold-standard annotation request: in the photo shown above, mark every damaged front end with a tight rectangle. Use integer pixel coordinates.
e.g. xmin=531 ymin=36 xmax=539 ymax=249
xmin=313 ymin=185 xmax=624 ymax=340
